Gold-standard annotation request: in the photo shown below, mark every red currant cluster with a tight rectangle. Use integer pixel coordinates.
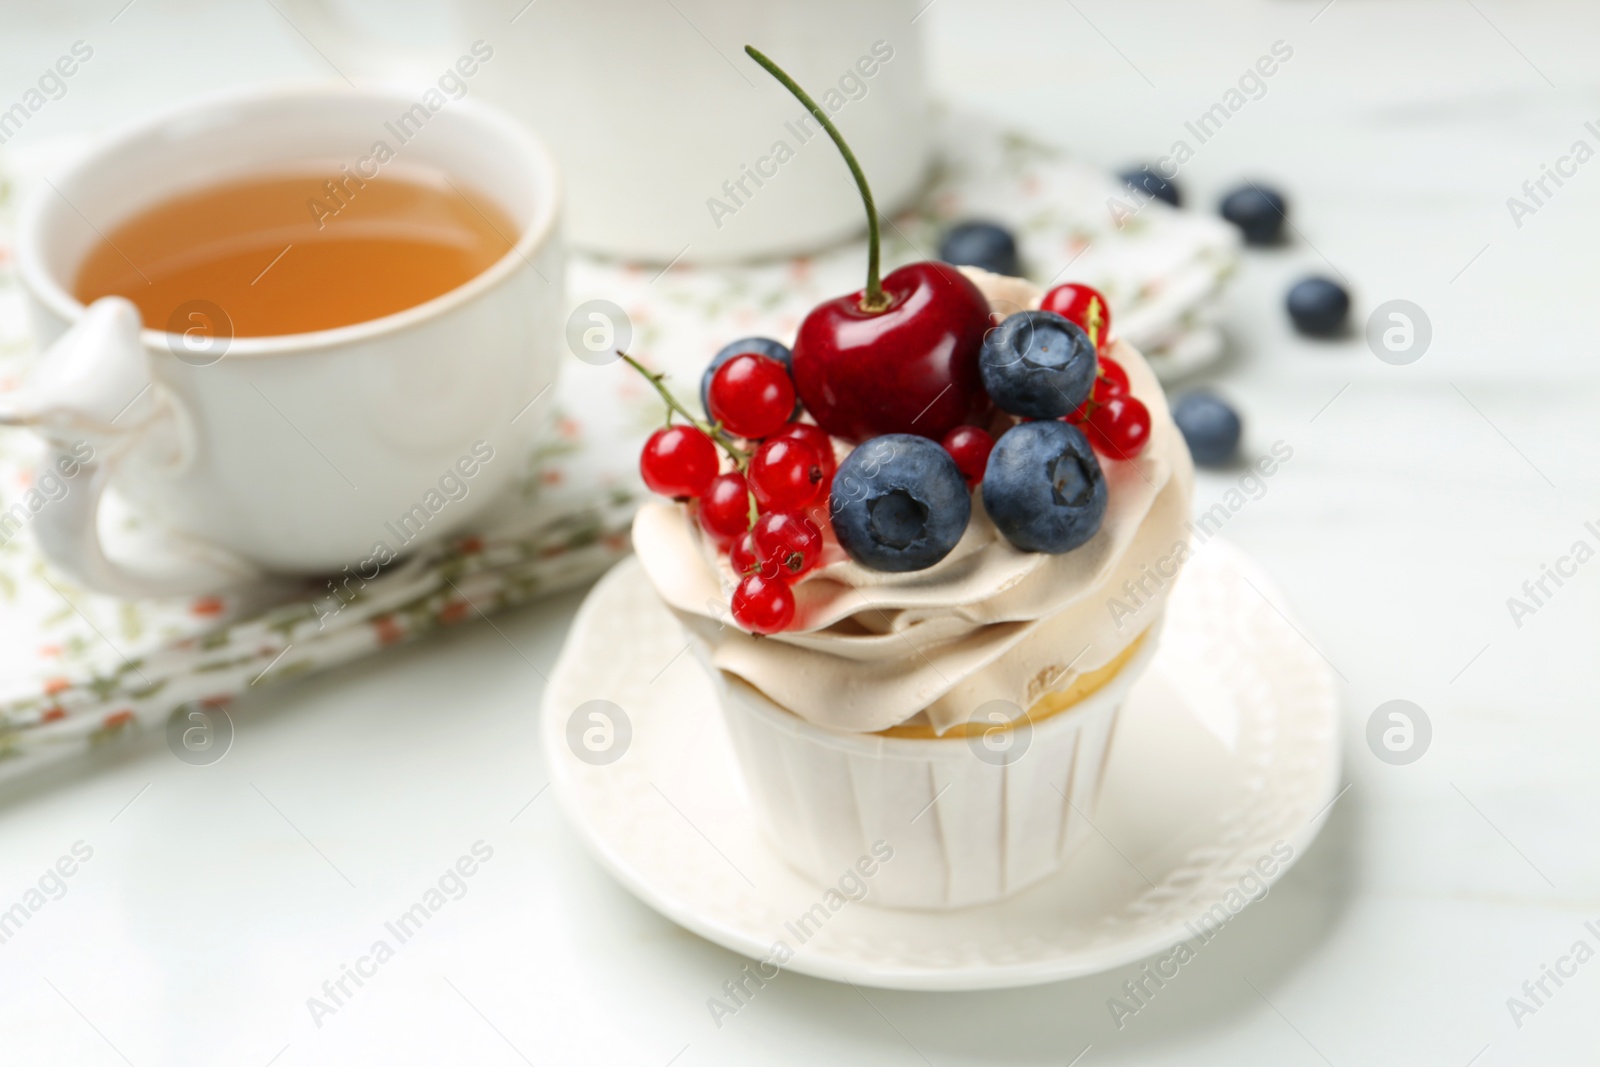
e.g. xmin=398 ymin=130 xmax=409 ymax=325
xmin=635 ymin=349 xmax=837 ymax=635
xmin=1041 ymin=283 xmax=1152 ymax=461
xmin=629 ymin=278 xmax=1152 ymax=636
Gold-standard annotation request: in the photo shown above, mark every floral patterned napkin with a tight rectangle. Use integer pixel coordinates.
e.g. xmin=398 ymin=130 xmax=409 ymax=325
xmin=0 ymin=111 xmax=1237 ymax=778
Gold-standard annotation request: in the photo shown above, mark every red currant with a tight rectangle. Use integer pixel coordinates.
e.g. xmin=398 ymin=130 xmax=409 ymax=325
xmin=1095 ymin=379 xmax=1116 ymax=405
xmin=732 ymin=572 xmax=795 ymax=634
xmin=730 ymin=531 xmax=777 ymax=579
xmin=698 ymin=471 xmax=754 ymax=540
xmin=1085 ymin=394 xmax=1151 ymax=460
xmin=1066 ymin=361 xmax=1131 ymax=426
xmin=707 ymin=353 xmax=795 ymax=439
xmin=773 ymin=423 xmax=837 ymax=487
xmin=749 ymin=436 xmax=825 ymax=511
xmin=752 ymin=511 xmax=823 ymax=579
xmin=639 ymin=425 xmax=718 ymax=499
xmin=1040 ymin=283 xmax=1112 ymax=349
xmin=941 ymin=426 xmax=994 ymax=485
xmin=1097 ymin=356 xmax=1129 ymax=398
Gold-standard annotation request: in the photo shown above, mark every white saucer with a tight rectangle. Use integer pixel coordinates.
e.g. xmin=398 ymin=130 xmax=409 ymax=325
xmin=542 ymin=541 xmax=1340 ymax=991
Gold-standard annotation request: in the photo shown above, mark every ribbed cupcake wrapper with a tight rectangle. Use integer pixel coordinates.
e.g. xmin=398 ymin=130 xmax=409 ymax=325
xmin=707 ymin=623 xmax=1160 ymax=910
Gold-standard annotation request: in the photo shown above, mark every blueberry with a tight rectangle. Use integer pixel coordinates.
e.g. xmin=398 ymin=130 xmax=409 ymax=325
xmin=830 ymin=434 xmax=970 ymax=572
xmin=1286 ymin=277 xmax=1350 ymax=338
xmin=1118 ymin=166 xmax=1181 ymax=208
xmin=701 ymin=337 xmax=792 ymax=417
xmin=939 ymin=220 xmax=1021 ymax=277
xmin=979 ymin=311 xmax=1097 ymax=420
xmin=982 ymin=421 xmax=1107 ymax=554
xmin=1172 ymin=391 xmax=1242 ymax=467
xmin=1219 ymin=183 xmax=1287 ymax=246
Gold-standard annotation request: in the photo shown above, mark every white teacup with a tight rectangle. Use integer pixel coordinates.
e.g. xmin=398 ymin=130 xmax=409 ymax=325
xmin=3 ymin=84 xmax=563 ymax=598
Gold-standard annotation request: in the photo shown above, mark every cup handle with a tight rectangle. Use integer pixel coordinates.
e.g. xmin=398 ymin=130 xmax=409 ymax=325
xmin=0 ymin=297 xmax=260 ymax=599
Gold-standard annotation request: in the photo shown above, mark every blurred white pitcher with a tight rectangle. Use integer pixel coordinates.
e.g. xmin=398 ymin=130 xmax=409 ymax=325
xmin=278 ymin=0 xmax=932 ymax=264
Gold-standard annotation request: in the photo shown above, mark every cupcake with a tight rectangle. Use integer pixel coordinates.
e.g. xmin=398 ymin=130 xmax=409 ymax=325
xmin=629 ymin=265 xmax=1194 ymax=909
xmin=624 ymin=49 xmax=1193 ymax=909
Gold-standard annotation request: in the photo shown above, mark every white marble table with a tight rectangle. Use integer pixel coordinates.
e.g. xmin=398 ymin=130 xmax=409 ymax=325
xmin=1 ymin=1 xmax=1596 ymax=1064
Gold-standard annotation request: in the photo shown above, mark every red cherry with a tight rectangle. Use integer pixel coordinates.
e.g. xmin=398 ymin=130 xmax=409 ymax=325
xmin=773 ymin=423 xmax=837 ymax=488
xmin=752 ymin=511 xmax=823 ymax=579
xmin=639 ymin=425 xmax=719 ymax=499
xmin=698 ymin=471 xmax=754 ymax=540
xmin=731 ymin=531 xmax=777 ymax=579
xmin=940 ymin=426 xmax=994 ymax=485
xmin=790 ymin=261 xmax=991 ymax=442
xmin=1041 ymin=283 xmax=1112 ymax=349
xmin=732 ymin=572 xmax=795 ymax=634
xmin=749 ymin=437 xmax=825 ymax=511
xmin=708 ymin=353 xmax=795 ymax=439
xmin=1097 ymin=356 xmax=1129 ymax=397
xmin=1085 ymin=395 xmax=1151 ymax=460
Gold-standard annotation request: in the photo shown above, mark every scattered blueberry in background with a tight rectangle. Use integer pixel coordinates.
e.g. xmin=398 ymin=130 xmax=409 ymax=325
xmin=979 ymin=310 xmax=1097 ymax=420
xmin=830 ymin=435 xmax=971 ymax=572
xmin=1286 ymin=276 xmax=1351 ymax=338
xmin=701 ymin=336 xmax=792 ymax=416
xmin=1220 ymin=183 xmax=1288 ymax=246
xmin=1173 ymin=391 xmax=1243 ymax=467
xmin=982 ymin=420 xmax=1107 ymax=554
xmin=1118 ymin=166 xmax=1181 ymax=207
xmin=938 ymin=220 xmax=1021 ymax=277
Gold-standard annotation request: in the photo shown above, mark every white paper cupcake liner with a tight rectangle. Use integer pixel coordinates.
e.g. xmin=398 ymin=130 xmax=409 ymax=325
xmin=706 ymin=620 xmax=1162 ymax=910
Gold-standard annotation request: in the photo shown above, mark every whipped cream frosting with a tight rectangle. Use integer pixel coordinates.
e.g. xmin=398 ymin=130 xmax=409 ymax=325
xmin=633 ymin=269 xmax=1195 ymax=735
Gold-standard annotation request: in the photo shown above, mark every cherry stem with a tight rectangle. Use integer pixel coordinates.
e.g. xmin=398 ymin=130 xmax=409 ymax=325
xmin=745 ymin=45 xmax=888 ymax=313
xmin=619 ymin=352 xmax=751 ymax=469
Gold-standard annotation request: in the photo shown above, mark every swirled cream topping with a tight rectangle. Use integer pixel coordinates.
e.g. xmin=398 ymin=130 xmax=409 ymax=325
xmin=633 ymin=269 xmax=1195 ymax=735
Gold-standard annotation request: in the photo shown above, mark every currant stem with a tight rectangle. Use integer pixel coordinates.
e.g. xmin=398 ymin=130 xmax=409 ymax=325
xmin=619 ymin=352 xmax=751 ymax=469
xmin=745 ymin=45 xmax=888 ymax=313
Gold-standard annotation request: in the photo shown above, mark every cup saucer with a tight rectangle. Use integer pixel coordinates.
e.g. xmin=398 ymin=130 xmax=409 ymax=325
xmin=541 ymin=541 xmax=1340 ymax=991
